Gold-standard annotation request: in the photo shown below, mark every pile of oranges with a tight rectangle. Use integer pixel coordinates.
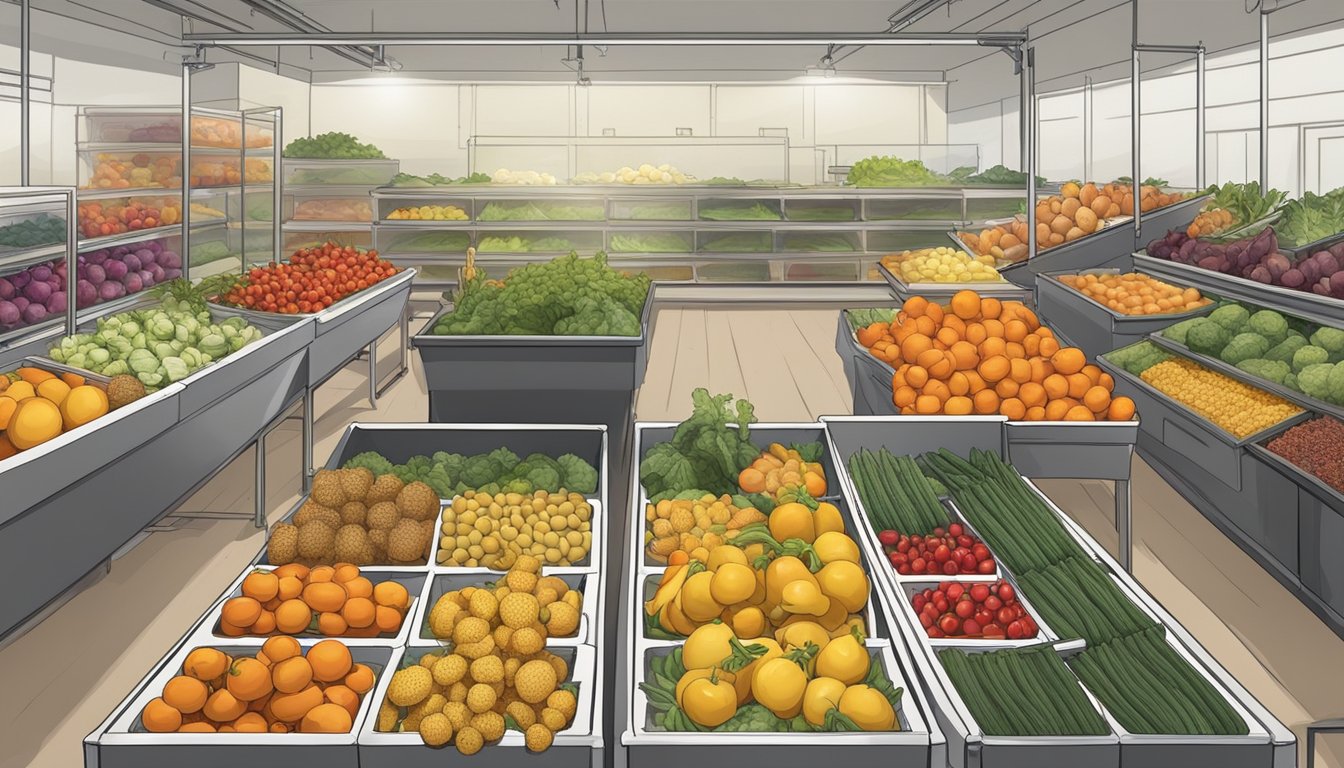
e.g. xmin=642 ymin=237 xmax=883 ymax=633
xmin=218 ymin=563 xmax=411 ymax=639
xmin=855 ymin=290 xmax=1137 ymax=421
xmin=140 ymin=638 xmax=374 ymax=734
xmin=218 ymin=242 xmax=399 ymax=314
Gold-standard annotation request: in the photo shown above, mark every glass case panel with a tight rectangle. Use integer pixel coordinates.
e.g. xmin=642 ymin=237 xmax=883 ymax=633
xmin=778 ymin=231 xmax=860 ymax=252
xmin=189 ymin=157 xmax=273 ymax=188
xmin=80 ymin=151 xmax=182 ymax=192
xmin=380 ymin=200 xmax=472 ymax=222
xmin=287 ymin=196 xmax=375 ymax=223
xmin=696 ymin=230 xmax=772 ymax=253
xmin=376 ymin=230 xmax=471 ymax=255
xmin=785 ymin=260 xmax=861 ymax=282
xmin=475 ymin=230 xmax=602 ymax=254
xmin=783 ymin=199 xmax=858 ymax=222
xmin=0 ymin=211 xmax=67 ymax=255
xmin=468 ymin=136 xmax=791 ymax=184
xmin=283 ymin=159 xmax=400 ymax=186
xmin=192 ymin=114 xmax=273 ymax=149
xmin=696 ymin=260 xmax=773 ymax=282
xmin=697 ymin=198 xmax=782 ymax=221
xmin=609 ymin=198 xmax=693 ymax=221
xmin=865 ymin=195 xmax=964 ymax=221
xmin=282 ymin=230 xmax=373 ymax=254
xmin=77 ymin=232 xmax=182 ymax=312
xmin=867 ymin=229 xmax=952 ymax=253
xmin=76 ymin=195 xmax=182 ymax=241
xmin=606 ymin=230 xmax=693 ymax=254
xmin=477 ymin=199 xmax=605 ymax=222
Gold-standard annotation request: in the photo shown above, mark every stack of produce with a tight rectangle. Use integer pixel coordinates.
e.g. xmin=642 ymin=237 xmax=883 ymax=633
xmin=0 ymin=214 xmax=66 ymax=249
xmin=881 ymin=247 xmax=1005 ymax=284
xmin=190 ymin=115 xmax=272 ymax=148
xmin=0 ymin=365 xmax=143 ymax=459
xmin=218 ymin=563 xmax=411 ymax=638
xmin=939 ymin=646 xmax=1110 ymax=736
xmin=490 ymin=169 xmax=559 ymax=186
xmin=876 ymin=524 xmax=997 ymax=578
xmin=77 ymin=239 xmax=183 ymax=309
xmin=1144 ymin=226 xmax=1344 ymax=298
xmin=386 ymin=204 xmax=468 ymax=221
xmin=267 ymin=469 xmax=441 ymax=567
xmin=698 ymin=202 xmax=780 ymax=221
xmin=572 ymin=164 xmax=692 ymax=185
xmin=1266 ymin=416 xmax=1344 ymax=493
xmin=390 ymin=172 xmax=491 ymax=187
xmin=292 ymin=199 xmax=374 ymax=221
xmin=960 ymin=180 xmax=1187 ymax=260
xmin=83 ymin=153 xmax=181 ymax=190
xmin=1139 ymin=357 xmax=1303 ymax=438
xmin=289 ymin=166 xmax=393 ymax=184
xmin=643 ymin=494 xmax=768 ymax=564
xmin=642 ymin=624 xmax=905 ymax=732
xmin=189 ymin=157 xmax=272 ymax=186
xmin=1278 ymin=186 xmax=1344 ymax=247
xmin=854 ymin=291 xmax=1136 ymax=420
xmin=476 ymin=235 xmax=576 ymax=253
xmin=138 ymin=638 xmax=374 ymax=734
xmin=215 ymin=242 xmax=400 ymax=314
xmin=1013 ymin=556 xmax=1155 ymax=644
xmin=910 ymin=580 xmax=1038 ymax=640
xmin=845 ymin=156 xmax=941 ymax=187
xmin=47 ymin=291 xmax=262 ymax=390
xmin=284 ymin=132 xmax=386 ymax=159
xmin=345 ymin=447 xmax=598 ymax=499
xmin=77 ymin=198 xmax=181 ymax=238
xmin=438 ymin=489 xmax=594 ymax=568
xmin=478 ymin=201 xmax=603 ymax=221
xmin=376 ymin=558 xmax=580 ymax=754
xmin=608 ymin=233 xmax=691 ymax=253
xmin=1188 ymin=181 xmax=1287 ymax=239
xmin=431 ymin=252 xmax=649 ymax=337
xmin=1070 ymin=627 xmax=1247 ymax=735
xmin=422 ymin=558 xmax=583 ymax=642
xmin=1104 ymin=340 xmax=1172 ymax=376
xmin=942 ymin=164 xmax=1045 ymax=187
xmin=1054 ymin=272 xmax=1211 ymax=315
xmin=189 ymin=202 xmax=226 ymax=220
xmin=0 ymin=261 xmax=65 ymax=329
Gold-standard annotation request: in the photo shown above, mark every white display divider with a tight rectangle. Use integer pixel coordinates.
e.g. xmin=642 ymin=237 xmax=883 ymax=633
xmin=820 ymin=415 xmax=1296 ymax=768
xmin=86 ymin=421 xmax=611 ymax=768
xmin=620 ymin=422 xmax=946 ymax=768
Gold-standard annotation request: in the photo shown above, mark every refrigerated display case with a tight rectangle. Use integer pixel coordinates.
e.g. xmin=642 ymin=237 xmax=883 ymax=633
xmin=280 ymin=158 xmax=397 ymax=264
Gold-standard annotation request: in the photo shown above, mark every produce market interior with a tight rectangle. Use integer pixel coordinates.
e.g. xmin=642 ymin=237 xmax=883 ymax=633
xmin=5 ymin=1 xmax=1344 ymax=767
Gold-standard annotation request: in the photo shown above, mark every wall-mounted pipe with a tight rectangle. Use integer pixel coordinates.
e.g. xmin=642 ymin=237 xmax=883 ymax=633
xmin=1260 ymin=10 xmax=1270 ymax=189
xmin=20 ymin=0 xmax=30 ymax=185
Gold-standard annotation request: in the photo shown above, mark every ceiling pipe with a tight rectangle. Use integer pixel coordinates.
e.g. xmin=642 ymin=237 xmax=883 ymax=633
xmin=236 ymin=0 xmax=389 ymax=69
xmin=182 ymin=31 xmax=1026 ymax=46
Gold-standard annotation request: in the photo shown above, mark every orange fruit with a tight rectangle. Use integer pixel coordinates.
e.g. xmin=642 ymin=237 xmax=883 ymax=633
xmin=323 ymin=684 xmax=361 ymax=719
xmin=142 ymin=698 xmax=183 ymax=733
xmin=203 ymin=689 xmax=248 ymax=722
xmin=272 ymin=656 xmax=314 ymax=694
xmin=995 ymin=378 xmax=1020 ymax=398
xmin=1065 ymin=405 xmax=1095 ymax=421
xmin=1038 ymin=336 xmax=1060 ymax=358
xmin=1018 ymin=382 xmax=1046 ymax=408
xmin=342 ymin=577 xmax=373 ymax=600
xmin=893 ymin=386 xmax=917 ymax=408
xmin=914 ymin=315 xmax=937 ymax=338
xmin=935 ymin=326 xmax=960 ymax=348
xmin=925 ymin=303 xmax=945 ymax=324
xmin=927 ymin=353 xmax=954 ymax=380
xmin=1065 ymin=373 xmax=1091 ymax=399
xmin=308 ymin=565 xmax=336 ymax=584
xmin=1023 ymin=334 xmax=1041 ymax=357
xmin=273 ymin=563 xmax=310 ymax=581
xmin=300 ymin=702 xmax=353 ymax=734
xmin=901 ymin=334 xmax=933 ymax=365
xmin=944 ymin=396 xmax=974 ymax=415
xmin=1108 ymin=396 xmax=1136 ymax=421
xmin=332 ymin=563 xmax=361 ymax=584
xmin=1044 ymin=399 xmax=1072 ymax=421
xmin=1025 ymin=406 xmax=1047 ymax=421
xmin=262 ymin=635 xmax=302 ymax=664
xmin=275 ymin=599 xmax=313 ymax=634
xmin=977 ymin=355 xmax=1010 ymax=383
xmin=375 ymin=605 xmax=404 ymax=633
xmin=342 ymin=597 xmax=376 ymax=629
xmin=270 ymin=722 xmax=290 ymax=733
xmin=905 ymin=365 xmax=929 ymax=389
xmin=916 ymin=348 xmax=944 ymax=370
xmin=973 ymin=389 xmax=1000 ymax=415
xmin=308 ymin=639 xmax=353 ymax=682
xmin=219 ymin=620 xmax=247 ymax=638
xmin=999 ymin=397 xmax=1026 ymax=420
xmin=270 ymin=684 xmax=324 ymax=722
xmin=1099 ymin=373 xmax=1115 ymax=390
xmin=221 ymin=597 xmax=263 ymax=629
xmin=303 ymin=582 xmax=347 ymax=613
xmin=1029 ymin=358 xmax=1054 ymax=383
xmin=980 ymin=297 xmax=1002 ymax=319
xmin=182 ymin=647 xmax=229 ymax=681
xmin=1051 ymin=347 xmax=1086 ymax=376
xmin=178 ymin=722 xmax=216 ymax=733
xmin=950 ymin=290 xmax=981 ymax=320
xmin=923 ymin=379 xmax=951 ymax=403
xmin=1081 ymin=364 xmax=1102 ymax=384
xmin=252 ymin=610 xmax=277 ymax=634
xmin=963 ymin=322 xmax=987 ymax=346
xmin=233 ymin=712 xmax=268 ymax=733
xmin=60 ymin=372 xmax=85 ymax=388
xmin=950 ymin=341 xmax=979 ymax=371
xmin=915 ymin=395 xmax=941 ymax=414
xmin=372 ymin=581 xmax=410 ymax=610
xmin=1003 ymin=320 xmax=1028 ymax=343
xmin=15 ymin=367 xmax=55 ymax=386
xmin=1009 ymin=358 xmax=1032 ymax=384
xmin=227 ymin=658 xmax=274 ymax=702
xmin=1041 ymin=374 xmax=1069 ymax=401
xmin=163 ymin=675 xmax=209 ymax=714
xmin=242 ymin=571 xmax=280 ymax=603
xmin=317 ymin=612 xmax=349 ymax=636
xmin=903 ymin=296 xmax=929 ymax=318
xmin=277 ymin=575 xmax=303 ymax=601
xmin=344 ymin=664 xmax=376 ymax=695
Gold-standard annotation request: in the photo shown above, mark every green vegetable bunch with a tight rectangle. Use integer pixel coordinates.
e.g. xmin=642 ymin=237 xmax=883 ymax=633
xmin=431 ymin=251 xmax=650 ymax=337
xmin=1203 ymin=181 xmax=1289 ymax=227
xmin=846 ymin=155 xmax=941 ymax=187
xmin=390 ymin=171 xmax=491 ymax=187
xmin=943 ymin=164 xmax=1046 ymax=187
xmin=607 ymin=232 xmax=691 ymax=253
xmin=478 ymin=201 xmax=604 ymax=221
xmin=283 ymin=132 xmax=386 ymax=159
xmin=639 ymin=388 xmax=758 ymax=501
xmin=698 ymin=202 xmax=781 ymax=221
xmin=0 ymin=214 xmax=66 ymax=248
xmin=46 ymin=297 xmax=263 ymax=390
xmin=1106 ymin=340 xmax=1172 ymax=376
xmin=1278 ymin=187 xmax=1344 ymax=247
xmin=342 ymin=447 xmax=598 ymax=498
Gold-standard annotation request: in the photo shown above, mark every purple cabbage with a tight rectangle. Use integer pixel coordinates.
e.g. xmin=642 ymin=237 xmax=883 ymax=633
xmin=104 ymin=260 xmax=128 ymax=281
xmin=21 ymin=303 xmax=46 ymax=324
xmin=0 ymin=277 xmax=12 ymax=300
xmin=123 ymin=274 xmax=143 ymax=294
xmin=12 ymin=296 xmax=29 ymax=313
xmin=76 ymin=280 xmax=96 ymax=308
xmin=160 ymin=251 xmax=182 ymax=269
xmin=0 ymin=300 xmax=18 ymax=326
xmin=24 ymin=281 xmax=51 ymax=304
xmin=97 ymin=282 xmax=121 ymax=302
xmin=121 ymin=253 xmax=142 ymax=272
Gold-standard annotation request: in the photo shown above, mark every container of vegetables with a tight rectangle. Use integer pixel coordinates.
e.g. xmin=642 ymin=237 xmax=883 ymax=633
xmin=45 ymin=279 xmax=313 ymax=418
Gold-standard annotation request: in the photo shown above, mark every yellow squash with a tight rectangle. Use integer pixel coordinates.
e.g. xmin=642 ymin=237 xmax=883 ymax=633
xmin=812 ymin=531 xmax=861 ymax=565
xmin=781 ymin=579 xmax=831 ymax=617
xmin=680 ymin=669 xmax=739 ymax=727
xmin=816 ymin=560 xmax=869 ymax=613
xmin=680 ymin=571 xmax=723 ymax=622
xmin=812 ymin=502 xmax=845 ymax=535
xmin=709 ymin=562 xmax=756 ymax=605
xmin=814 ymin=627 xmax=870 ymax=685
xmin=751 ymin=656 xmax=809 ymax=719
xmin=729 ymin=637 xmax=782 ymax=704
xmin=764 ymin=556 xmax=816 ymax=608
xmin=768 ymin=502 xmax=816 ymax=544
xmin=802 ymin=676 xmax=847 ymax=727
xmin=839 ymin=684 xmax=897 ymax=731
xmin=682 ymin=622 xmax=736 ymax=670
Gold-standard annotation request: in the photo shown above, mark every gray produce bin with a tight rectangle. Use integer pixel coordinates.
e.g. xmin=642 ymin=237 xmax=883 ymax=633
xmin=623 ymin=422 xmax=945 ymax=768
xmin=1133 ymin=251 xmax=1344 ymax=329
xmin=1034 ymin=267 xmax=1216 ymax=361
xmin=174 ymin=306 xmax=312 ymax=419
xmin=877 ymin=262 xmax=1035 ymax=304
xmin=1277 ymin=230 xmax=1344 ymax=260
xmin=84 ymin=641 xmax=390 ymax=768
xmin=1097 ymin=351 xmax=1306 ymax=490
xmin=357 ymin=644 xmax=599 ymax=768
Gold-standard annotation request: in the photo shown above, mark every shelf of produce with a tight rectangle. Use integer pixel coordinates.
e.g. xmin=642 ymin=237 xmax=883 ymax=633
xmin=1034 ymin=268 xmax=1217 ymax=361
xmin=822 ymin=416 xmax=1295 ymax=768
xmin=1276 ymin=230 xmax=1344 ymax=260
xmin=77 ymin=219 xmax=222 ymax=253
xmin=1133 ymin=251 xmax=1344 ymax=329
xmin=1146 ymin=332 xmax=1344 ymax=422
xmin=876 ymin=262 xmax=1033 ymax=303
xmin=83 ymin=640 xmax=390 ymax=768
xmin=280 ymin=220 xmax=373 ymax=233
xmin=623 ymin=422 xmax=945 ymax=768
xmin=189 ymin=184 xmax=271 ymax=199
xmin=78 ymin=186 xmax=181 ymax=202
xmin=358 ymin=644 xmax=599 ymax=768
xmin=0 ymin=242 xmax=67 ymax=273
xmin=282 ymin=159 xmax=400 ymax=188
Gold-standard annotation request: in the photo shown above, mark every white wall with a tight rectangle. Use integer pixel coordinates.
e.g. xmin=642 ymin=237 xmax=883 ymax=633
xmin=309 ymin=79 xmax=951 ymax=184
xmin=949 ymin=25 xmax=1344 ymax=195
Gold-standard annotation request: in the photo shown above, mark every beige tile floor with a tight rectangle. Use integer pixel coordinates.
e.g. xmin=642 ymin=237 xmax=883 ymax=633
xmin=3 ymin=304 xmax=1342 ymax=767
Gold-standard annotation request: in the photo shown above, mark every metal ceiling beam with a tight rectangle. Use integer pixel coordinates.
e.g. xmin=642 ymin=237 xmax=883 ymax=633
xmin=182 ymin=31 xmax=1027 ymax=47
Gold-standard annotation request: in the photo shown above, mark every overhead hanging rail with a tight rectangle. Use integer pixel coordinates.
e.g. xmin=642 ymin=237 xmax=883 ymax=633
xmin=182 ymin=31 xmax=1028 ymax=46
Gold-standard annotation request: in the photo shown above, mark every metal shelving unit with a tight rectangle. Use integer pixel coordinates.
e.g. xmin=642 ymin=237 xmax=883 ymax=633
xmin=279 ymin=158 xmax=399 ymax=256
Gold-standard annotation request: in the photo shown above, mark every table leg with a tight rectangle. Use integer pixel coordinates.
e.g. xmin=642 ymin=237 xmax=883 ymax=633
xmin=302 ymin=388 xmax=314 ymax=494
xmin=1116 ymin=478 xmax=1132 ymax=573
xmin=368 ymin=341 xmax=377 ymax=406
xmin=254 ymin=436 xmax=266 ymax=529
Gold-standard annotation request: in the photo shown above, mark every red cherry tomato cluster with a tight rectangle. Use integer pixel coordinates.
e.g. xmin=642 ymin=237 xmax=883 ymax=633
xmin=220 ymin=242 xmax=399 ymax=314
xmin=877 ymin=522 xmax=996 ymax=576
xmin=912 ymin=580 xmax=1039 ymax=640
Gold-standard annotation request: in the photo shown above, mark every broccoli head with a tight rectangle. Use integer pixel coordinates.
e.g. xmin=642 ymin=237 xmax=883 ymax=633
xmin=1208 ymin=304 xmax=1251 ymax=333
xmin=487 ymin=447 xmax=520 ymax=472
xmin=1186 ymin=321 xmax=1231 ymax=356
xmin=1285 ymin=372 xmax=1298 ymax=391
xmin=521 ymin=465 xmax=562 ymax=492
xmin=1298 ymin=363 xmax=1334 ymax=401
xmin=1310 ymin=326 xmax=1344 ymax=358
xmin=1162 ymin=317 xmax=1207 ymax=346
xmin=1293 ymin=345 xmax=1330 ymax=373
xmin=1247 ymin=310 xmax=1290 ymax=346
xmin=1265 ymin=335 xmax=1309 ymax=364
xmin=1236 ymin=358 xmax=1291 ymax=385
xmin=477 ymin=482 xmax=502 ymax=496
xmin=503 ymin=478 xmax=535 ymax=495
xmin=557 ymin=453 xmax=599 ymax=494
xmin=1220 ymin=333 xmax=1271 ymax=366
xmin=432 ymin=451 xmax=466 ymax=475
xmin=343 ymin=451 xmax=394 ymax=476
xmin=1328 ymin=362 xmax=1344 ymax=405
xmin=459 ymin=455 xmax=504 ymax=488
